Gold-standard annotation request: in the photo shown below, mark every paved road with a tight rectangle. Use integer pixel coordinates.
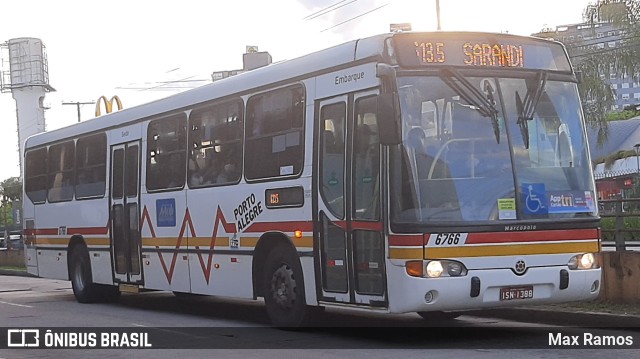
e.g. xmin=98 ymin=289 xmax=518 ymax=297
xmin=0 ymin=275 xmax=638 ymax=358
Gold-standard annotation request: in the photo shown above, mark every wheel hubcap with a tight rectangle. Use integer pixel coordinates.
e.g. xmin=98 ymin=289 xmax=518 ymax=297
xmin=271 ymin=264 xmax=296 ymax=309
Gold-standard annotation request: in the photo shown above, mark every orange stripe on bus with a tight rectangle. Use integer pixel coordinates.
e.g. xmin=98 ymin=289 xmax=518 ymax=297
xmin=390 ymin=241 xmax=599 ymax=260
xmin=142 ymin=238 xmax=183 ymax=247
xmin=35 ymin=237 xmax=110 ymax=246
xmin=34 ymin=238 xmax=68 ymax=245
xmin=188 ymin=237 xmax=230 ymax=247
xmin=85 ymin=238 xmax=110 ymax=246
xmin=293 ymin=236 xmax=313 ymax=247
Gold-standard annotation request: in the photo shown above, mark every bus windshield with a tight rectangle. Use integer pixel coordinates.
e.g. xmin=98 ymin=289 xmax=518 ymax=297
xmin=390 ymin=72 xmax=597 ymax=225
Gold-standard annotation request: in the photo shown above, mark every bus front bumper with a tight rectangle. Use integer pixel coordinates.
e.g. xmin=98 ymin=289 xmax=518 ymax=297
xmin=386 ymin=264 xmax=601 ymax=314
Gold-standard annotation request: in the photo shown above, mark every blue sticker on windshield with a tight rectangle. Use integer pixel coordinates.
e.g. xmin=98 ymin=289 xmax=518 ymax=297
xmin=522 ymin=183 xmax=548 ymax=215
xmin=548 ymin=190 xmax=595 ymax=213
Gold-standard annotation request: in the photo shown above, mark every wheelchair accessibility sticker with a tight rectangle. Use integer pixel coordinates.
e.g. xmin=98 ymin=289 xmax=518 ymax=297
xmin=522 ymin=183 xmax=548 ymax=215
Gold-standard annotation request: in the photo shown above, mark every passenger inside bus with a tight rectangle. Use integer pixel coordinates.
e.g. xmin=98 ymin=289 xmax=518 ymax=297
xmin=164 ymin=153 xmax=186 ymax=188
xmin=189 ymin=148 xmax=239 ymax=186
xmin=217 ymin=150 xmax=239 ymax=183
xmin=189 ymin=154 xmax=220 ymax=186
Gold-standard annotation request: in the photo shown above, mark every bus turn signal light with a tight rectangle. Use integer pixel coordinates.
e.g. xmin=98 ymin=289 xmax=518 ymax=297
xmin=406 ymin=260 xmax=423 ymax=277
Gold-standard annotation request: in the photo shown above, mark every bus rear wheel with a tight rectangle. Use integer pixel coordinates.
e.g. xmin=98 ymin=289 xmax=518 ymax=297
xmin=263 ymin=244 xmax=312 ymax=327
xmin=416 ymin=311 xmax=461 ymax=321
xmin=70 ymin=245 xmax=99 ymax=303
xmin=70 ymin=245 xmax=119 ymax=303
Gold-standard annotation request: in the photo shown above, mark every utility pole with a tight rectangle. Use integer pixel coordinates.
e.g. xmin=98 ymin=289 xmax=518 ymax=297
xmin=62 ymin=101 xmax=95 ymax=123
xmin=436 ymin=0 xmax=441 ymax=30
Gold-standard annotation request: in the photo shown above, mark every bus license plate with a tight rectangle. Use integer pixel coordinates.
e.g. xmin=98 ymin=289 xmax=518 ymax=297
xmin=500 ymin=286 xmax=534 ymax=301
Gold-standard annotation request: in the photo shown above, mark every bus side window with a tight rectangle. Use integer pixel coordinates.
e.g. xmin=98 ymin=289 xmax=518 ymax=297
xmin=353 ymin=96 xmax=380 ymax=221
xmin=47 ymin=141 xmax=75 ymax=202
xmin=75 ymin=133 xmax=107 ymax=198
xmin=320 ymin=102 xmax=346 ymax=218
xmin=25 ymin=148 xmax=48 ymax=204
xmin=146 ymin=114 xmax=187 ymax=191
xmin=245 ymin=85 xmax=305 ymax=180
xmin=188 ymin=100 xmax=243 ymax=187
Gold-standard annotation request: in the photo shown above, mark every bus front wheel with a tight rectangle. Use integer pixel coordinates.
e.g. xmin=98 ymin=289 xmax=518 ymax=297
xmin=263 ymin=244 xmax=311 ymax=327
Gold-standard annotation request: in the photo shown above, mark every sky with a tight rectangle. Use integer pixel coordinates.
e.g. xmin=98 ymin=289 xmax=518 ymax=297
xmin=0 ymin=0 xmax=594 ymax=182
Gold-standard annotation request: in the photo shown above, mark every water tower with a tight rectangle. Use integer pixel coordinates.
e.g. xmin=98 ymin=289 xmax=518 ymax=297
xmin=1 ymin=37 xmax=55 ymax=179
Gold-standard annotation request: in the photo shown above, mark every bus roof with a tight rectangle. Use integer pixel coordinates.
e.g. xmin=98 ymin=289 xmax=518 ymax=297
xmin=25 ymin=33 xmax=389 ymax=149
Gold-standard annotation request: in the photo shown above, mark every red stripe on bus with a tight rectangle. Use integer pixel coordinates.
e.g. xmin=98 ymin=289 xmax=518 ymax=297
xmin=67 ymin=227 xmax=109 ymax=235
xmin=141 ymin=207 xmax=156 ymax=238
xmin=389 ymin=234 xmax=423 ymax=246
xmin=31 ymin=218 xmax=111 ymax=237
xmin=245 ymin=221 xmax=313 ymax=233
xmin=463 ymin=229 xmax=599 ymax=244
xmin=243 ymin=220 xmax=381 ymax=233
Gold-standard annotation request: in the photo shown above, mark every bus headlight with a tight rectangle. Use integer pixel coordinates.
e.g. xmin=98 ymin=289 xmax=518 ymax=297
xmin=568 ymin=253 xmax=599 ymax=270
xmin=447 ymin=261 xmax=464 ymax=276
xmin=426 ymin=261 xmax=444 ymax=277
xmin=406 ymin=260 xmax=468 ymax=278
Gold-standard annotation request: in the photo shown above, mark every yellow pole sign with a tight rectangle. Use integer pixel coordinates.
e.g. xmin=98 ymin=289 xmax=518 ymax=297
xmin=95 ymin=95 xmax=123 ymax=117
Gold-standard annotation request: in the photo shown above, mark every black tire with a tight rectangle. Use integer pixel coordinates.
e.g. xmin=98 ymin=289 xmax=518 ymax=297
xmin=69 ymin=245 xmax=101 ymax=303
xmin=263 ymin=244 xmax=313 ymax=327
xmin=416 ymin=311 xmax=461 ymax=321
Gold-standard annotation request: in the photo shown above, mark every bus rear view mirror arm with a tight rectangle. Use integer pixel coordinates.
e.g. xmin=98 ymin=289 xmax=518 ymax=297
xmin=377 ymin=64 xmax=401 ymax=145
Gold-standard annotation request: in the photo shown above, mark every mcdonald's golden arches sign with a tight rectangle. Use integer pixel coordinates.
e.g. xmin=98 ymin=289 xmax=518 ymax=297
xmin=95 ymin=95 xmax=123 ymax=117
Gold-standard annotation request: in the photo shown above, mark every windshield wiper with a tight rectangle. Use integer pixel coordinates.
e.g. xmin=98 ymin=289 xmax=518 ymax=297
xmin=440 ymin=68 xmax=500 ymax=143
xmin=515 ymin=71 xmax=548 ymax=149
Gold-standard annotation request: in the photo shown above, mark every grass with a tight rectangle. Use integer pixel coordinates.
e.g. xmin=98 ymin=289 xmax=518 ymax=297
xmin=0 ymin=265 xmax=26 ymax=271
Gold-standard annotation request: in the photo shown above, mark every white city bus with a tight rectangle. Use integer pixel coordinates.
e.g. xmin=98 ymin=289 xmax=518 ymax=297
xmin=23 ymin=31 xmax=601 ymax=326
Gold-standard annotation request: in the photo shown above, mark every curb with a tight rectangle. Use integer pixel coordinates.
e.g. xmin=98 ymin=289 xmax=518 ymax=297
xmin=0 ymin=269 xmax=36 ymax=278
xmin=466 ymin=307 xmax=640 ymax=327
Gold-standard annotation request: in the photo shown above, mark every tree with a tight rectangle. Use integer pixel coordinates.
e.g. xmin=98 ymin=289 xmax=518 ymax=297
xmin=0 ymin=177 xmax=21 ymax=203
xmin=567 ymin=0 xmax=640 ymax=145
xmin=0 ymin=177 xmax=22 ymax=228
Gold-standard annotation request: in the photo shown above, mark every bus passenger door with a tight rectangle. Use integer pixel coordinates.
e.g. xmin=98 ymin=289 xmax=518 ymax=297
xmin=315 ymin=91 xmax=387 ymax=307
xmin=110 ymin=141 xmax=143 ymax=284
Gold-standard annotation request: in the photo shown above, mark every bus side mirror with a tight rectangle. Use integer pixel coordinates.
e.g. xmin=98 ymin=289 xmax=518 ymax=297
xmin=377 ymin=93 xmax=401 ymax=145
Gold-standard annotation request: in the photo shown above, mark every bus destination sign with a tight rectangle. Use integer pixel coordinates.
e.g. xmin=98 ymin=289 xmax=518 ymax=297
xmin=413 ymin=41 xmax=524 ymax=67
xmin=392 ymin=32 xmax=571 ymax=72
